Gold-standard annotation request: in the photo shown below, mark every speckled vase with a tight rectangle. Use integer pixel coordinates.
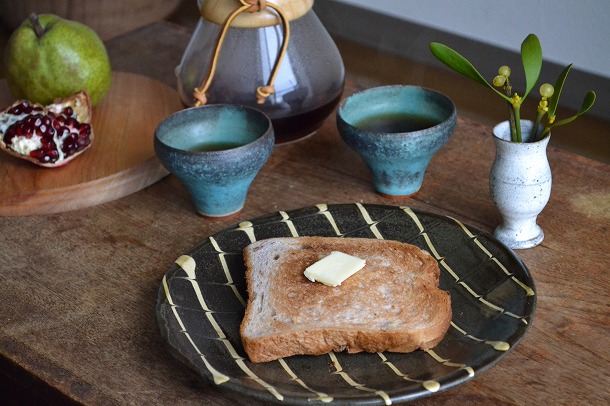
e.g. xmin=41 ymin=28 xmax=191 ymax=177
xmin=490 ymin=120 xmax=551 ymax=249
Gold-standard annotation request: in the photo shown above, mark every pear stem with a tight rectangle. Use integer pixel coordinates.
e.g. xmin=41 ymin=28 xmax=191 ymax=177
xmin=29 ymin=13 xmax=45 ymax=38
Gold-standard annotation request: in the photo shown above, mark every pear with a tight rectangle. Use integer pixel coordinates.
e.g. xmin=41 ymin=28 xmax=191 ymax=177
xmin=4 ymin=13 xmax=112 ymax=106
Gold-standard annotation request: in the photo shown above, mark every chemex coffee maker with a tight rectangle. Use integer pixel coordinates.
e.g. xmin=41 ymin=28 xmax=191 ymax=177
xmin=176 ymin=0 xmax=345 ymax=143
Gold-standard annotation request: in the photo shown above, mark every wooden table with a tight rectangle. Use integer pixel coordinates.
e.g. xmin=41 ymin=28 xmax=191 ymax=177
xmin=1 ymin=21 xmax=609 ymax=406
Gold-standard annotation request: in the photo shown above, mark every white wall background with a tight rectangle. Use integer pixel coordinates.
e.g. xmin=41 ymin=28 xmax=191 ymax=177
xmin=335 ymin=0 xmax=610 ymax=79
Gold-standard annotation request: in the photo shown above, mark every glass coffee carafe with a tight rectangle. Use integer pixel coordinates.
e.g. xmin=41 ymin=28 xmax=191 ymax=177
xmin=177 ymin=0 xmax=345 ymax=143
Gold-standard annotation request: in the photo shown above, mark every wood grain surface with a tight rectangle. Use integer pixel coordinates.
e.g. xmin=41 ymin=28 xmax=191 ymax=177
xmin=0 ymin=72 xmax=182 ymax=216
xmin=0 ymin=21 xmax=608 ymax=406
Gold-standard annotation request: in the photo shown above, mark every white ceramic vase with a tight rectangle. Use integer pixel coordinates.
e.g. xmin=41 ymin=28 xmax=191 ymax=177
xmin=489 ymin=120 xmax=552 ymax=249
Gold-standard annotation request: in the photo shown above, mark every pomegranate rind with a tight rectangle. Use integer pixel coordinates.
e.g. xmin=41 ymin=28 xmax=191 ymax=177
xmin=48 ymin=91 xmax=92 ymax=124
xmin=0 ymin=91 xmax=94 ymax=168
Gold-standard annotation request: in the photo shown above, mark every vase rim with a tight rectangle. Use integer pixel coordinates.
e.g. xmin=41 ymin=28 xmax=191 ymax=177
xmin=492 ymin=120 xmax=550 ymax=144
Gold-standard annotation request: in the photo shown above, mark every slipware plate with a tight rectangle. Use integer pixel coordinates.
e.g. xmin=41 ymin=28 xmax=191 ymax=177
xmin=156 ymin=203 xmax=536 ymax=405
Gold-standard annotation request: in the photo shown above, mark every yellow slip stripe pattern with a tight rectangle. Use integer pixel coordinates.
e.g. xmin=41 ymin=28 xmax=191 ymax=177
xmin=451 ymin=217 xmax=535 ymax=297
xmin=209 ymin=236 xmax=246 ymax=307
xmin=162 ymin=273 xmax=229 ymax=385
xmin=377 ymin=353 xmax=440 ymax=393
xmin=400 ymin=206 xmax=530 ymax=324
xmin=174 ymin=255 xmax=284 ymax=401
xmin=451 ymin=322 xmax=510 ymax=351
xmin=355 ymin=202 xmax=384 ymax=239
xmin=316 ymin=203 xmax=344 ymax=236
xmin=277 ymin=358 xmax=333 ymax=403
xmin=425 ymin=349 xmax=475 ymax=378
xmin=280 ymin=210 xmax=299 ymax=237
xmin=329 ymin=352 xmax=392 ymax=405
xmin=237 ymin=221 xmax=256 ymax=243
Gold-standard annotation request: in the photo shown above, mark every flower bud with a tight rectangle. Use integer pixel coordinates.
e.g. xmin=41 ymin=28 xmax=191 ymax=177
xmin=540 ymin=83 xmax=554 ymax=98
xmin=498 ymin=65 xmax=511 ymax=77
xmin=493 ymin=75 xmax=507 ymax=87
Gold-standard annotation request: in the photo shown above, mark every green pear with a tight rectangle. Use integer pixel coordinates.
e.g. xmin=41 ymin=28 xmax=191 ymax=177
xmin=4 ymin=13 xmax=112 ymax=106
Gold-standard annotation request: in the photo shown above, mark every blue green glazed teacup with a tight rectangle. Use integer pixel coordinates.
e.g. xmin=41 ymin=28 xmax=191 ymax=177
xmin=154 ymin=105 xmax=274 ymax=218
xmin=337 ymin=85 xmax=456 ymax=196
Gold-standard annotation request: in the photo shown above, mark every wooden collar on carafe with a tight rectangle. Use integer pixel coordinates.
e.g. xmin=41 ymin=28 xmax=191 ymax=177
xmin=200 ymin=0 xmax=313 ymax=27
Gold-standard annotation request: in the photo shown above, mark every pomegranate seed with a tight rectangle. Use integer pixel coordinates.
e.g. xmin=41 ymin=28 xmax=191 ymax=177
xmin=41 ymin=143 xmax=54 ymax=151
xmin=7 ymin=103 xmax=26 ymax=115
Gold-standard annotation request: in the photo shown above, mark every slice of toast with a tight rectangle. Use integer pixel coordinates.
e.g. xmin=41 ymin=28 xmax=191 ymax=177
xmin=240 ymin=237 xmax=452 ymax=363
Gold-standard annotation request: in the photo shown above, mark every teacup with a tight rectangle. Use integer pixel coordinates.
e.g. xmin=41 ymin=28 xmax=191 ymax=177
xmin=154 ymin=105 xmax=274 ymax=218
xmin=337 ymin=85 xmax=456 ymax=196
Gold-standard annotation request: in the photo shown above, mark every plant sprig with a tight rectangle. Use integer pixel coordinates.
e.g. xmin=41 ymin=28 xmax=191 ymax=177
xmin=429 ymin=34 xmax=596 ymax=143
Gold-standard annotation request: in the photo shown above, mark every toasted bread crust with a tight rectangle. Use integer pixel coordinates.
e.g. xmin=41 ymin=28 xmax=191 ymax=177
xmin=240 ymin=237 xmax=451 ymax=363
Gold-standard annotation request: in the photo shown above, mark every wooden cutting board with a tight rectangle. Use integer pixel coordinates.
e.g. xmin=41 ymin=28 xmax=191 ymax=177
xmin=0 ymin=72 xmax=183 ymax=216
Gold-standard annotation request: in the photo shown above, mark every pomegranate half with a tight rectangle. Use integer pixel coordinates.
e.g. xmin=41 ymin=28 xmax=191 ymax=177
xmin=0 ymin=91 xmax=93 ymax=167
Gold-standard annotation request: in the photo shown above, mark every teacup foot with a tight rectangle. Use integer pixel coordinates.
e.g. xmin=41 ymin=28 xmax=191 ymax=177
xmin=196 ymin=208 xmax=243 ymax=221
xmin=377 ymin=191 xmax=419 ymax=199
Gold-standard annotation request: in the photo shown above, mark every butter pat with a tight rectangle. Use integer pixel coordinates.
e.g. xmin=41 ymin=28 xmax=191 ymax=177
xmin=304 ymin=251 xmax=366 ymax=287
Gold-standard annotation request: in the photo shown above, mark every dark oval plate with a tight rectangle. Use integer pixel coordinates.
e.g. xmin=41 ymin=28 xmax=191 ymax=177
xmin=156 ymin=203 xmax=536 ymax=405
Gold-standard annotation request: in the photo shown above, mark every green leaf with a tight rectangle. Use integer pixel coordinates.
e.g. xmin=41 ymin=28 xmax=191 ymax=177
xmin=521 ymin=34 xmax=543 ymax=100
xmin=548 ymin=91 xmax=596 ymax=129
xmin=548 ymin=64 xmax=572 ymax=118
xmin=429 ymin=42 xmax=511 ymax=103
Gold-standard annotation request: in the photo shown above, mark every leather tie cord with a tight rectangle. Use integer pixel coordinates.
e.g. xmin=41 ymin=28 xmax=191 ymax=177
xmin=193 ymin=0 xmax=291 ymax=106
